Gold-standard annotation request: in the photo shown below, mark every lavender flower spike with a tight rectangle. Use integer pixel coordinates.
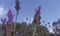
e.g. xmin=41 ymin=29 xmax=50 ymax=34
xmin=7 ymin=10 xmax=14 ymax=22
xmin=1 ymin=18 xmax=6 ymax=30
xmin=1 ymin=18 xmax=6 ymax=24
xmin=35 ymin=6 xmax=41 ymax=12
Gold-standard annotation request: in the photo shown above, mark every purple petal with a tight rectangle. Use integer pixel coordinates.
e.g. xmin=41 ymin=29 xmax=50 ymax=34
xmin=35 ymin=6 xmax=41 ymax=12
xmin=37 ymin=6 xmax=41 ymax=12
xmin=1 ymin=18 xmax=3 ymax=21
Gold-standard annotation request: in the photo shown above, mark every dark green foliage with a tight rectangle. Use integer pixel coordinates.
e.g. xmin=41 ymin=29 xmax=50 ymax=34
xmin=0 ymin=24 xmax=2 ymax=36
xmin=15 ymin=22 xmax=49 ymax=36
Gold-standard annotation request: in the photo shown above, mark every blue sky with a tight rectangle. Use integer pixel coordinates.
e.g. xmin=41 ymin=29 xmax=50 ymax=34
xmin=0 ymin=0 xmax=60 ymax=33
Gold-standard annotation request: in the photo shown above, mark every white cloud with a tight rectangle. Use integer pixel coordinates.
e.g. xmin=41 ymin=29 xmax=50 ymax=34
xmin=0 ymin=7 xmax=7 ymax=16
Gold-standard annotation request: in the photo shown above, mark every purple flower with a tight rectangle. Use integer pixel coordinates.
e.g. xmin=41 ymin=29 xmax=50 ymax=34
xmin=1 ymin=18 xmax=6 ymax=30
xmin=1 ymin=18 xmax=6 ymax=24
xmin=7 ymin=10 xmax=14 ymax=21
xmin=35 ymin=6 xmax=41 ymax=12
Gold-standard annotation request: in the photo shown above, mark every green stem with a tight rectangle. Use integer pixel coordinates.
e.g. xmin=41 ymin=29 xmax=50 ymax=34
xmin=32 ymin=26 xmax=37 ymax=36
xmin=14 ymin=12 xmax=19 ymax=36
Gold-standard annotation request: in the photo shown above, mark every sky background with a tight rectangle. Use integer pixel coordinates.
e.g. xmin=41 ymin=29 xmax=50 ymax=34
xmin=0 ymin=0 xmax=60 ymax=33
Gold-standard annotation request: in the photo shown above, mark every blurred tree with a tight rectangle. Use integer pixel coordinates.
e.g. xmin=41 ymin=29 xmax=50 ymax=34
xmin=0 ymin=24 xmax=2 ymax=36
xmin=42 ymin=21 xmax=45 ymax=23
xmin=0 ymin=24 xmax=2 ymax=32
xmin=34 ymin=25 xmax=49 ymax=36
xmin=53 ymin=19 xmax=60 ymax=36
xmin=15 ymin=22 xmax=49 ymax=36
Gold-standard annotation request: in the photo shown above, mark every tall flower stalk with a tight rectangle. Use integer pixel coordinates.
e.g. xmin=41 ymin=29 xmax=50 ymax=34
xmin=14 ymin=0 xmax=20 ymax=36
xmin=1 ymin=18 xmax=6 ymax=36
xmin=32 ymin=6 xmax=41 ymax=36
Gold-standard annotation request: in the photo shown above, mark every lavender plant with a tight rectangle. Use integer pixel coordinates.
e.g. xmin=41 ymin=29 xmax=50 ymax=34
xmin=33 ymin=6 xmax=41 ymax=36
xmin=7 ymin=10 xmax=14 ymax=22
xmin=35 ymin=6 xmax=41 ymax=13
xmin=1 ymin=18 xmax=6 ymax=30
